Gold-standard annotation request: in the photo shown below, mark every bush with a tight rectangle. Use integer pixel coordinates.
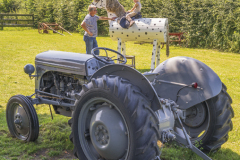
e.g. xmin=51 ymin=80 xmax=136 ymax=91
xmin=0 ymin=0 xmax=20 ymax=13
xmin=143 ymin=0 xmax=240 ymax=52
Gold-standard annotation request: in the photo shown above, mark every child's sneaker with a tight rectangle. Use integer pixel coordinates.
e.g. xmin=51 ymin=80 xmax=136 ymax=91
xmin=129 ymin=21 xmax=135 ymax=27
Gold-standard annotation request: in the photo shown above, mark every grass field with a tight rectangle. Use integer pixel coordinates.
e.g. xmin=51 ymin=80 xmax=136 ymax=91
xmin=0 ymin=29 xmax=239 ymax=160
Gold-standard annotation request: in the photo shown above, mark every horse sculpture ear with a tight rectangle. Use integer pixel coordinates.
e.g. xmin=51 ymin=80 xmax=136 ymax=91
xmin=92 ymin=0 xmax=106 ymax=9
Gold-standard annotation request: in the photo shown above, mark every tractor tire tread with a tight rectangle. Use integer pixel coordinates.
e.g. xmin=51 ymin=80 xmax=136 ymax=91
xmin=69 ymin=75 xmax=160 ymax=159
xmin=202 ymin=84 xmax=234 ymax=152
xmin=6 ymin=95 xmax=39 ymax=142
xmin=20 ymin=95 xmax=39 ymax=141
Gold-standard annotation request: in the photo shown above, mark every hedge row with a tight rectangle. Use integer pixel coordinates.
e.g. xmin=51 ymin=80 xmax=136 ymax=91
xmin=148 ymin=0 xmax=240 ymax=53
xmin=1 ymin=0 xmax=240 ymax=53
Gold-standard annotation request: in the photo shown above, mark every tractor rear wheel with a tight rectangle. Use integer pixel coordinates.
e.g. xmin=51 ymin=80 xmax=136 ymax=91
xmin=69 ymin=75 xmax=160 ymax=160
xmin=182 ymin=83 xmax=234 ymax=152
xmin=6 ymin=95 xmax=39 ymax=141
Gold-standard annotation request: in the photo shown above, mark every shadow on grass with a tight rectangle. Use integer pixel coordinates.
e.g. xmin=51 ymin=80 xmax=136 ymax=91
xmin=162 ymin=142 xmax=240 ymax=160
xmin=0 ymin=110 xmax=74 ymax=159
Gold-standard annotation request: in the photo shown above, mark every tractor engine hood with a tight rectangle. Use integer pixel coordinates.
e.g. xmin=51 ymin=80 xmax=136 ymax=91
xmin=35 ymin=50 xmax=93 ymax=75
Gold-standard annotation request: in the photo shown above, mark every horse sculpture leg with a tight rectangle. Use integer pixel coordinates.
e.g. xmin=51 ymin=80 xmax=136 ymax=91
xmin=117 ymin=38 xmax=126 ymax=64
xmin=156 ymin=41 xmax=160 ymax=66
xmin=117 ymin=38 xmax=122 ymax=63
xmin=151 ymin=39 xmax=158 ymax=70
xmin=121 ymin=41 xmax=126 ymax=56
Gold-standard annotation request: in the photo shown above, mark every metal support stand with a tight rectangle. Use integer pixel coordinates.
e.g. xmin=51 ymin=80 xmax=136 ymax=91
xmin=117 ymin=38 xmax=126 ymax=64
xmin=117 ymin=38 xmax=122 ymax=63
xmin=151 ymin=39 xmax=158 ymax=71
xmin=121 ymin=41 xmax=126 ymax=56
xmin=156 ymin=41 xmax=161 ymax=66
xmin=166 ymin=22 xmax=170 ymax=57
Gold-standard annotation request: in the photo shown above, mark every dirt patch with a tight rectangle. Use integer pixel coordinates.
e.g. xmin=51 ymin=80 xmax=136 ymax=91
xmin=54 ymin=150 xmax=76 ymax=160
xmin=31 ymin=149 xmax=76 ymax=160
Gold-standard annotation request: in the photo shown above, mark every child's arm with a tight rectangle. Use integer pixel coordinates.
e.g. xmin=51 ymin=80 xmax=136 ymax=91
xmin=128 ymin=3 xmax=139 ymax=12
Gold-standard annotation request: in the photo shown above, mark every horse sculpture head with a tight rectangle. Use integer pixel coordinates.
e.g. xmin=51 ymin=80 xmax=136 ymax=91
xmin=92 ymin=0 xmax=126 ymax=18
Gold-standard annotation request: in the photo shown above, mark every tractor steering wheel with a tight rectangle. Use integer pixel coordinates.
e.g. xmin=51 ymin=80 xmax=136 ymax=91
xmin=91 ymin=47 xmax=127 ymax=64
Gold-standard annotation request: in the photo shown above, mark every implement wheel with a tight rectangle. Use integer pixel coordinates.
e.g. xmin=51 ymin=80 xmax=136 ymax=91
xmin=6 ymin=95 xmax=39 ymax=141
xmin=38 ymin=23 xmax=44 ymax=34
xmin=69 ymin=75 xmax=160 ymax=160
xmin=181 ymin=83 xmax=234 ymax=152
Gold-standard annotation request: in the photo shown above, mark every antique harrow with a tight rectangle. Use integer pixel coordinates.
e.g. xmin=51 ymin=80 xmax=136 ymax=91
xmin=38 ymin=22 xmax=72 ymax=36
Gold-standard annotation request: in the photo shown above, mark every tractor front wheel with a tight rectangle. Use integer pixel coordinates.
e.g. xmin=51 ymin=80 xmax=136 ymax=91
xmin=6 ymin=95 xmax=39 ymax=141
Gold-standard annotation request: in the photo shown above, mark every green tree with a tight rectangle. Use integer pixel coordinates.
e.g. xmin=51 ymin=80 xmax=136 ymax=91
xmin=1 ymin=0 xmax=20 ymax=13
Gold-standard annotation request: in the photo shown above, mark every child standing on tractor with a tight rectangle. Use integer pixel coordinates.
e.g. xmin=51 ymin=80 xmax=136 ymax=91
xmin=126 ymin=0 xmax=141 ymax=27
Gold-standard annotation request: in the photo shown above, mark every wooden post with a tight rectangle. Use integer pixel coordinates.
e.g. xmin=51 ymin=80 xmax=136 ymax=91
xmin=32 ymin=14 xmax=34 ymax=28
xmin=0 ymin=14 xmax=3 ymax=30
xmin=15 ymin=15 xmax=18 ymax=25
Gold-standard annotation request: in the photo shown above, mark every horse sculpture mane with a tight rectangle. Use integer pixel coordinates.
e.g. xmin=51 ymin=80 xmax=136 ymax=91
xmin=93 ymin=0 xmax=126 ymax=18
xmin=106 ymin=0 xmax=126 ymax=17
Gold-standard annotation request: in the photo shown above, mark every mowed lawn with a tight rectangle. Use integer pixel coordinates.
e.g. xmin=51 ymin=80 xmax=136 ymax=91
xmin=0 ymin=29 xmax=239 ymax=160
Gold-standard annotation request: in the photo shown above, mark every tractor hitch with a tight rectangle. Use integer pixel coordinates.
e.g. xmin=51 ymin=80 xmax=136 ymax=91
xmin=155 ymin=98 xmax=212 ymax=160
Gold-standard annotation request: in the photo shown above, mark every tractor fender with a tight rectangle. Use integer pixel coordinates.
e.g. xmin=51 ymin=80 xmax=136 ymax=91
xmin=91 ymin=64 xmax=161 ymax=111
xmin=152 ymin=56 xmax=222 ymax=110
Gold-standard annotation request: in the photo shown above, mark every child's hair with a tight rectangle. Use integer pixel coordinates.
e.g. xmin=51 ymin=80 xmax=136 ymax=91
xmin=88 ymin=5 xmax=96 ymax=12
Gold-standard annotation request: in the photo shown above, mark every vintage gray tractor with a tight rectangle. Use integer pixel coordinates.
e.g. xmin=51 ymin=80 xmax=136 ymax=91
xmin=6 ymin=48 xmax=234 ymax=160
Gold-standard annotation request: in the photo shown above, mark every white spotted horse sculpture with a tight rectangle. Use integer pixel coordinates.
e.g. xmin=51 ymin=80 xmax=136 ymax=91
xmin=92 ymin=0 xmax=170 ymax=70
